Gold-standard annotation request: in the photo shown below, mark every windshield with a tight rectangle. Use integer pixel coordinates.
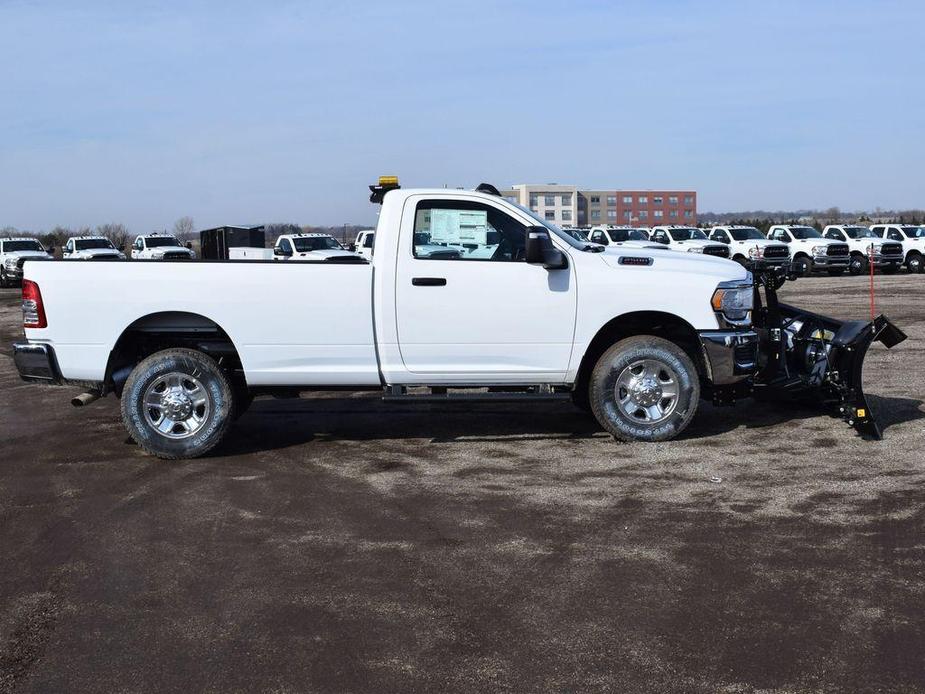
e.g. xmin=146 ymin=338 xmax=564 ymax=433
xmin=146 ymin=237 xmax=181 ymax=248
xmin=668 ymin=228 xmax=707 ymax=241
xmin=608 ymin=229 xmax=647 ymax=242
xmin=790 ymin=227 xmax=822 ymax=239
xmin=729 ymin=227 xmax=764 ymax=241
xmin=563 ymin=229 xmax=589 ymax=242
xmin=902 ymin=226 xmax=925 ymax=238
xmin=2 ymin=240 xmax=44 ymax=252
xmin=293 ymin=236 xmax=343 ymax=252
xmin=843 ymin=227 xmax=875 ymax=239
xmin=75 ymin=238 xmax=115 ymax=250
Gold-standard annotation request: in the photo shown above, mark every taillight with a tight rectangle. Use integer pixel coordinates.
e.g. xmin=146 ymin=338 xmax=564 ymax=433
xmin=22 ymin=280 xmax=47 ymax=329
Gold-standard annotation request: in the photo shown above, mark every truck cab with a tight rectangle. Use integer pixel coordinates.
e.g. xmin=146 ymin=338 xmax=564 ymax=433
xmin=62 ymin=236 xmax=126 ymax=261
xmin=0 ymin=237 xmax=52 ymax=287
xmin=352 ymin=229 xmax=376 ymax=260
xmin=869 ymin=224 xmax=925 ymax=274
xmin=649 ymin=226 xmax=731 ymax=259
xmin=766 ymin=225 xmax=849 ymax=276
xmin=131 ymin=233 xmax=195 ymax=260
xmin=586 ymin=226 xmax=652 ymax=248
xmin=708 ymin=226 xmax=790 ymax=268
xmin=273 ymin=233 xmax=360 ymax=261
xmin=822 ymin=225 xmax=903 ymax=275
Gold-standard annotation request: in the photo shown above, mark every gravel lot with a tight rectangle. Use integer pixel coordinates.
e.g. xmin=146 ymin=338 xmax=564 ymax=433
xmin=1 ymin=275 xmax=923 ymax=692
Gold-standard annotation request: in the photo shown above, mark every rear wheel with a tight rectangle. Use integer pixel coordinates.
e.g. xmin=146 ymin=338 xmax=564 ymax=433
xmin=121 ymin=348 xmax=235 ymax=459
xmin=793 ymin=255 xmax=813 ymax=276
xmin=590 ymin=336 xmax=700 ymax=442
xmin=848 ymin=255 xmax=867 ymax=275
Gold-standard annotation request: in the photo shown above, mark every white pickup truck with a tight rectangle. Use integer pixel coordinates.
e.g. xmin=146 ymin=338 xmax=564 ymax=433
xmin=1 ymin=237 xmax=53 ymax=287
xmin=352 ymin=229 xmax=376 ymax=260
xmin=587 ymin=226 xmax=652 ymax=248
xmin=766 ymin=225 xmax=850 ymax=276
xmin=12 ymin=178 xmax=906 ymax=458
xmin=130 ymin=233 xmax=196 ymax=260
xmin=648 ymin=226 xmax=731 ymax=259
xmin=822 ymin=225 xmax=904 ymax=275
xmin=707 ymin=226 xmax=791 ymax=268
xmin=273 ymin=233 xmax=360 ymax=262
xmin=62 ymin=236 xmax=126 ymax=261
xmin=870 ymin=224 xmax=925 ymax=274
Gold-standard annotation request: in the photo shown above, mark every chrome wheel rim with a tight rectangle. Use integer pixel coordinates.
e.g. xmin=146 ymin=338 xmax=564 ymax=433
xmin=142 ymin=372 xmax=210 ymax=439
xmin=614 ymin=359 xmax=680 ymax=424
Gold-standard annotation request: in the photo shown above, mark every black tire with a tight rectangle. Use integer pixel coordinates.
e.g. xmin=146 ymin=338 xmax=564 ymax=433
xmin=733 ymin=255 xmax=749 ymax=267
xmin=827 ymin=268 xmax=845 ymax=276
xmin=848 ymin=255 xmax=867 ymax=276
xmin=907 ymin=253 xmax=923 ymax=274
xmin=0 ymin=268 xmax=10 ymax=288
xmin=570 ymin=386 xmax=592 ymax=413
xmin=121 ymin=348 xmax=234 ymax=459
xmin=793 ymin=255 xmax=813 ymax=276
xmin=589 ymin=336 xmax=700 ymax=442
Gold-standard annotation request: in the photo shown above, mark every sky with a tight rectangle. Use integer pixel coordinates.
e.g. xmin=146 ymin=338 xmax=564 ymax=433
xmin=1 ymin=0 xmax=924 ymax=233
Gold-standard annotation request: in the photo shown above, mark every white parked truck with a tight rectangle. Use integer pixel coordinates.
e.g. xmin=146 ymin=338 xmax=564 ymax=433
xmin=130 ymin=233 xmax=196 ymax=260
xmin=62 ymin=236 xmax=126 ymax=261
xmin=273 ymin=233 xmax=360 ymax=262
xmin=707 ymin=226 xmax=791 ymax=269
xmin=648 ymin=226 xmax=731 ymax=259
xmin=0 ymin=237 xmax=53 ymax=287
xmin=822 ymin=225 xmax=904 ymax=275
xmin=587 ymin=226 xmax=653 ymax=248
xmin=12 ymin=178 xmax=906 ymax=459
xmin=869 ymin=224 xmax=925 ymax=274
xmin=352 ymin=230 xmax=376 ymax=260
xmin=766 ymin=225 xmax=850 ymax=276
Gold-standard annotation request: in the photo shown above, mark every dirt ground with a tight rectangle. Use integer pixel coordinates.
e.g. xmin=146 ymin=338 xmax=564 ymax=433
xmin=0 ymin=275 xmax=923 ymax=693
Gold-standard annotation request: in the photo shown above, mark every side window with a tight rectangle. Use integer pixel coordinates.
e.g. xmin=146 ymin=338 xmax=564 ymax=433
xmin=825 ymin=230 xmax=841 ymax=240
xmin=134 ymin=238 xmax=144 ymax=250
xmin=714 ymin=231 xmax=729 ymax=243
xmin=281 ymin=239 xmax=293 ymax=254
xmin=590 ymin=231 xmax=605 ymax=244
xmin=870 ymin=226 xmax=883 ymax=238
xmin=363 ymin=234 xmax=374 ymax=249
xmin=412 ymin=200 xmax=526 ymax=261
xmin=889 ymin=229 xmax=903 ymax=241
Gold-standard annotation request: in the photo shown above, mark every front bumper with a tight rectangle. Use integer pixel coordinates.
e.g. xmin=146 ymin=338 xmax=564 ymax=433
xmin=870 ymin=254 xmax=903 ymax=268
xmin=13 ymin=343 xmax=61 ymax=384
xmin=3 ymin=265 xmax=23 ymax=279
xmin=811 ymin=255 xmax=849 ymax=268
xmin=698 ymin=330 xmax=759 ymax=385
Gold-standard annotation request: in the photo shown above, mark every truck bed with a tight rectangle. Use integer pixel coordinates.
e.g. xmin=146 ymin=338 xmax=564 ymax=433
xmin=24 ymin=261 xmax=380 ymax=386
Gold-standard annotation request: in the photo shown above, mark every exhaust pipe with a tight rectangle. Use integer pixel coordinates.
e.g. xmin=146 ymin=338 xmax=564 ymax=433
xmin=72 ymin=392 xmax=101 ymax=407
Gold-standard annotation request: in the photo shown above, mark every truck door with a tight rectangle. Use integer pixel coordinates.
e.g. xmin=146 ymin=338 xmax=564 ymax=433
xmin=394 ymin=197 xmax=577 ymax=380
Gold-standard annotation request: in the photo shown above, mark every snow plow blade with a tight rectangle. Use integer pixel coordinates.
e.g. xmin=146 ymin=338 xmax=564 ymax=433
xmin=751 ymin=270 xmax=907 ymax=440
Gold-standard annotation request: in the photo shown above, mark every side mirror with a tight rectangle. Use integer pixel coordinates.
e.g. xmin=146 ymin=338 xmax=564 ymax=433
xmin=525 ymin=226 xmax=568 ymax=270
xmin=185 ymin=242 xmax=193 ymax=249
xmin=47 ymin=247 xmax=56 ymax=255
xmin=347 ymin=244 xmax=357 ymax=252
xmin=62 ymin=247 xmax=70 ymax=254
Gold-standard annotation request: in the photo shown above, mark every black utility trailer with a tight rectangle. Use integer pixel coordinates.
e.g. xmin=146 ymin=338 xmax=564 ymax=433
xmin=199 ymin=225 xmax=266 ymax=260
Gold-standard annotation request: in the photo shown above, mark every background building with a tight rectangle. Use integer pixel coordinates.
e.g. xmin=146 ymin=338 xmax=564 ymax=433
xmin=501 ymin=184 xmax=697 ymax=227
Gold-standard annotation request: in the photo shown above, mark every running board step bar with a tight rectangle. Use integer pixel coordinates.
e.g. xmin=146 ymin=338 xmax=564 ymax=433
xmin=382 ymin=385 xmax=570 ymax=402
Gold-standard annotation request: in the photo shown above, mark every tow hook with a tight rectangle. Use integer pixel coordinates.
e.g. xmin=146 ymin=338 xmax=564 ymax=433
xmin=72 ymin=391 xmax=101 ymax=407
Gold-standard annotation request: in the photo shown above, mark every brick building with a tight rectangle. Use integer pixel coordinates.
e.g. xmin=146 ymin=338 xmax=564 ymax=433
xmin=501 ymin=184 xmax=696 ymax=228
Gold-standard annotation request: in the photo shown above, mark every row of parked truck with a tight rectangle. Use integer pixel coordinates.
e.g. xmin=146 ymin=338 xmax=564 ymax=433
xmin=563 ymin=223 xmax=924 ymax=276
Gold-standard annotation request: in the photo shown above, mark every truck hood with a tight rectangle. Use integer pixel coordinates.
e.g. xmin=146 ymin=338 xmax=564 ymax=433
xmin=3 ymin=251 xmax=50 ymax=261
xmin=670 ymin=239 xmax=721 ymax=249
xmin=728 ymin=238 xmax=785 ymax=249
xmin=291 ymin=249 xmax=356 ymax=260
xmin=789 ymin=238 xmax=842 ymax=247
xmin=599 ymin=245 xmax=746 ymax=281
xmin=76 ymin=249 xmax=124 ymax=259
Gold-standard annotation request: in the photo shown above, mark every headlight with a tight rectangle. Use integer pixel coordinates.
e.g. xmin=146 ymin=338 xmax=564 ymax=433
xmin=711 ymin=280 xmax=753 ymax=325
xmin=811 ymin=245 xmax=827 ymax=256
xmin=687 ymin=247 xmax=704 ymax=253
xmin=4 ymin=258 xmax=17 ymax=268
xmin=748 ymin=246 xmax=764 ymax=259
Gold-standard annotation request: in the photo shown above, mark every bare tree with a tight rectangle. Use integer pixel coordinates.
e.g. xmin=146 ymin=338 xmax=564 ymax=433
xmin=173 ymin=216 xmax=195 ymax=241
xmin=97 ymin=223 xmax=130 ymax=250
xmin=1 ymin=225 xmax=18 ymax=237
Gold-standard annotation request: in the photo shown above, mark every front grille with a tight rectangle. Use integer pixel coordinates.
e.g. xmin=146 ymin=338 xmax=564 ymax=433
xmin=703 ymin=245 xmax=730 ymax=258
xmin=826 ymin=243 xmax=849 ymax=257
xmin=881 ymin=242 xmax=903 ymax=256
xmin=162 ymin=252 xmax=191 ymax=260
xmin=763 ymin=245 xmax=789 ymax=259
xmin=91 ymin=255 xmax=120 ymax=260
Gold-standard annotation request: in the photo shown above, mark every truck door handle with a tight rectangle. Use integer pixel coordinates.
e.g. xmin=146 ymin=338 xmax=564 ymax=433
xmin=412 ymin=277 xmax=447 ymax=286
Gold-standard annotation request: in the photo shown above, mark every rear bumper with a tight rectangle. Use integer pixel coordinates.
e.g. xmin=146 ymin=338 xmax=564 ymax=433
xmin=698 ymin=330 xmax=759 ymax=385
xmin=13 ymin=343 xmax=61 ymax=384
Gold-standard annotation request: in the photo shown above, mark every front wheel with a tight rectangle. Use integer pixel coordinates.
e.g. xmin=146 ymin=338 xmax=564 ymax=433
xmin=848 ymin=255 xmax=867 ymax=275
xmin=907 ymin=254 xmax=923 ymax=274
xmin=793 ymin=255 xmax=813 ymax=276
xmin=589 ymin=336 xmax=700 ymax=442
xmin=121 ymin=348 xmax=235 ymax=459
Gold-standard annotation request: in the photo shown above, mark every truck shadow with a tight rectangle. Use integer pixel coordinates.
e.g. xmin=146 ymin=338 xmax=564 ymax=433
xmin=217 ymin=392 xmax=924 ymax=456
